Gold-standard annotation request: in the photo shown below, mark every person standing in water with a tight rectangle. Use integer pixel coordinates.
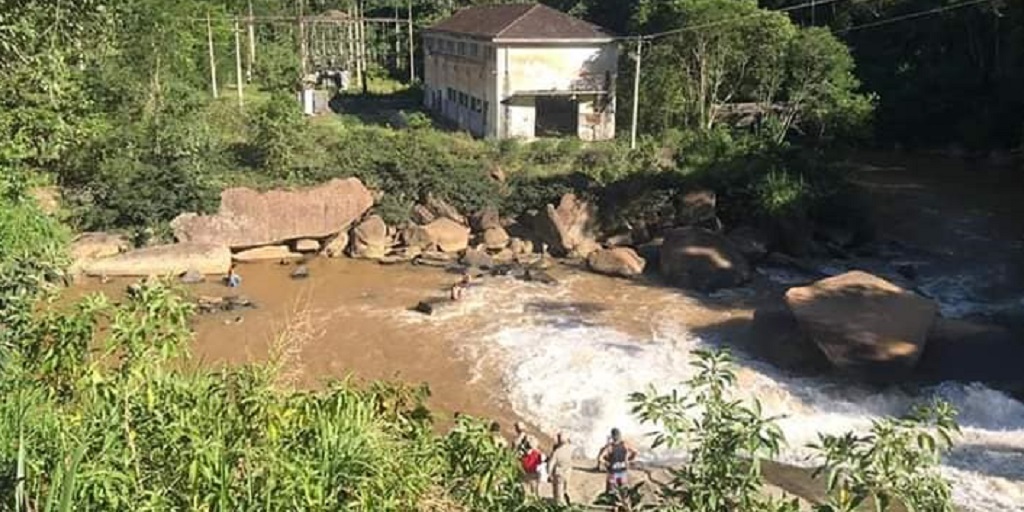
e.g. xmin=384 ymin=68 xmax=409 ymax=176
xmin=548 ymin=432 xmax=574 ymax=505
xmin=597 ymin=428 xmax=637 ymax=494
xmin=225 ymin=264 xmax=242 ymax=288
xmin=450 ymin=273 xmax=471 ymax=301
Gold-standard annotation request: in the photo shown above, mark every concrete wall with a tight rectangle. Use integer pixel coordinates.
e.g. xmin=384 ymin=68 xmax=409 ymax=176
xmin=578 ymin=94 xmax=616 ymax=141
xmin=503 ymin=44 xmax=618 ymax=94
xmin=422 ymin=34 xmax=497 ymax=137
xmin=425 ymin=36 xmax=619 ymax=141
xmin=497 ymin=42 xmax=618 ymax=141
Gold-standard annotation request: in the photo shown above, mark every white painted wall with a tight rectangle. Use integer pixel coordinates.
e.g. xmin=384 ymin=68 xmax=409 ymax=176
xmin=503 ymin=44 xmax=618 ymax=94
xmin=422 ymin=34 xmax=497 ymax=137
xmin=426 ymin=36 xmax=619 ymax=140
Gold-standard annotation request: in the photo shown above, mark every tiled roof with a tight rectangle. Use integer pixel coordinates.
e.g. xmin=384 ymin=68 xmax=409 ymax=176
xmin=426 ymin=3 xmax=613 ymax=40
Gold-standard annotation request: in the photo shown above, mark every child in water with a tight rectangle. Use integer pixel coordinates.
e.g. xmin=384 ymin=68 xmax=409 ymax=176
xmin=450 ymin=273 xmax=471 ymax=301
xmin=225 ymin=264 xmax=242 ymax=288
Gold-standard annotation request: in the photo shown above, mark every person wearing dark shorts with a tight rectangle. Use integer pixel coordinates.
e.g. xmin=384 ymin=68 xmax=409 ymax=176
xmin=596 ymin=428 xmax=637 ymax=494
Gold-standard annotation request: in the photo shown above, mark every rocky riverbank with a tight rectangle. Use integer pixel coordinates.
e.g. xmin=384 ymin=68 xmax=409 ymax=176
xmin=68 ymin=175 xmax=1024 ymax=396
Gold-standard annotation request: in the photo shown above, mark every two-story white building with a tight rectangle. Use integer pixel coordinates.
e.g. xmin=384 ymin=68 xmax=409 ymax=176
xmin=422 ymin=4 xmax=618 ymax=141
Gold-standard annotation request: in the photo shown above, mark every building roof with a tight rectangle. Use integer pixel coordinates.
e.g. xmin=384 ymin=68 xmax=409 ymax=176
xmin=426 ymin=3 xmax=613 ymax=42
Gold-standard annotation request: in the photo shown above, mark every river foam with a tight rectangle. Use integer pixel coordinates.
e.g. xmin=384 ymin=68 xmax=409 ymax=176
xmin=419 ymin=274 xmax=1024 ymax=512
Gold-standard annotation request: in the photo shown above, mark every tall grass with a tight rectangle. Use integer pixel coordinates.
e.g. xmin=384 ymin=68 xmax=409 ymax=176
xmin=0 ymin=279 xmax=538 ymax=511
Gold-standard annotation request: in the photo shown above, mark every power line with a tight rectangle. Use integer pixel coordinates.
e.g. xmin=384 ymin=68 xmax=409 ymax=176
xmin=836 ymin=0 xmax=992 ymax=33
xmin=638 ymin=0 xmax=848 ymax=41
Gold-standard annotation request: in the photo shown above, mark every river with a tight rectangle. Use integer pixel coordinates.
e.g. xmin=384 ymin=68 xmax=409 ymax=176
xmin=72 ymin=154 xmax=1024 ymax=511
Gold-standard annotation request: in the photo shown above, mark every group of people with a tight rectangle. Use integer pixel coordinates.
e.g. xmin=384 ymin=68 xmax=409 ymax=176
xmin=490 ymin=421 xmax=638 ymax=505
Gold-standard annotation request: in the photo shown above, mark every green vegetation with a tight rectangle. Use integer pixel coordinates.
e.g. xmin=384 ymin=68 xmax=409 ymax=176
xmin=0 ymin=0 xmax=1002 ymax=509
xmin=0 ymin=193 xmax=959 ymax=510
xmin=618 ymin=350 xmax=958 ymax=512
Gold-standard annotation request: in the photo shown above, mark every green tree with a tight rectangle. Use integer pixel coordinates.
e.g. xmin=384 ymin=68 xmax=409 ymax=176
xmin=629 ymin=349 xmax=799 ymax=512
xmin=632 ymin=0 xmax=872 ymax=144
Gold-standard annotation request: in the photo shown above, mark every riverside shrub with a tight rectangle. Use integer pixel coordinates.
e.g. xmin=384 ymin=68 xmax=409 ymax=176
xmin=0 ymin=280 xmax=539 ymax=511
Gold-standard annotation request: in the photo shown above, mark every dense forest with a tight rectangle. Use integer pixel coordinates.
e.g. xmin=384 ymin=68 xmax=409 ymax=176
xmin=1 ymin=0 xmax=1018 ymax=510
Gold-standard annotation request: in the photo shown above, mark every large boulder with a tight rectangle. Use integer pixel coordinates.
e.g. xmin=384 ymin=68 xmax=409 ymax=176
xmin=425 ymin=193 xmax=466 ymax=226
xmin=69 ymin=232 xmax=130 ymax=274
xmin=533 ymin=193 xmax=598 ymax=257
xmin=424 ymin=218 xmax=470 ymax=253
xmin=83 ymin=243 xmax=231 ymax=277
xmin=401 ymin=224 xmax=435 ymax=251
xmin=915 ymin=319 xmax=1024 ymax=384
xmin=171 ymin=178 xmax=373 ymax=249
xmin=472 ymin=207 xmax=502 ymax=232
xmin=587 ymin=247 xmax=646 ymax=278
xmin=749 ymin=305 xmax=832 ymax=375
xmin=482 ymin=226 xmax=510 ymax=250
xmin=785 ymin=271 xmax=938 ymax=381
xmin=349 ymin=215 xmax=389 ymax=259
xmin=659 ymin=228 xmax=751 ymax=292
xmin=322 ymin=232 xmax=349 ymax=258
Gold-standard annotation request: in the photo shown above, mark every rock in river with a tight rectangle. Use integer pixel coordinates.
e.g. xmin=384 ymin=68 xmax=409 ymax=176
xmin=424 ymin=218 xmax=471 ymax=254
xmin=233 ymin=245 xmax=303 ymax=263
xmin=349 ymin=215 xmax=389 ymax=260
xmin=171 ymin=178 xmax=373 ymax=249
xmin=785 ymin=271 xmax=938 ymax=382
xmin=533 ymin=193 xmax=598 ymax=257
xmin=587 ymin=247 xmax=646 ymax=278
xmin=84 ymin=243 xmax=231 ymax=277
xmin=659 ymin=227 xmax=751 ymax=292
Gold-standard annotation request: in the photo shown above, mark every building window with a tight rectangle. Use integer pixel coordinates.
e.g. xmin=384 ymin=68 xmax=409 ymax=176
xmin=447 ymin=88 xmax=455 ymax=102
xmin=469 ymin=43 xmax=479 ymax=58
xmin=458 ymin=92 xmax=467 ymax=107
xmin=445 ymin=40 xmax=454 ymax=53
xmin=457 ymin=42 xmax=466 ymax=56
xmin=424 ymin=37 xmax=433 ymax=51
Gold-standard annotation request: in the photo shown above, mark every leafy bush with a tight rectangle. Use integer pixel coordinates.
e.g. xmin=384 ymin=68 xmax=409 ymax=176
xmin=0 ymin=281 xmax=467 ymax=511
xmin=61 ymin=98 xmax=223 ymax=239
xmin=629 ymin=349 xmax=799 ymax=512
xmin=753 ymin=170 xmax=810 ymax=217
xmin=0 ymin=174 xmax=69 ymax=321
xmin=624 ymin=349 xmax=959 ymax=512
xmin=811 ymin=401 xmax=959 ymax=512
xmin=251 ymin=93 xmax=313 ymax=178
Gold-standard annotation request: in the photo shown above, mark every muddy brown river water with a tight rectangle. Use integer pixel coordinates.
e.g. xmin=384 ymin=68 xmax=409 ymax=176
xmin=68 ymin=155 xmax=1024 ymax=511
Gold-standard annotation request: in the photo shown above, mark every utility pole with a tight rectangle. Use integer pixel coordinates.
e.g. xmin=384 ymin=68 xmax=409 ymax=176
xmin=407 ymin=0 xmax=415 ymax=83
xmin=207 ymin=13 xmax=218 ymax=99
xmin=394 ymin=4 xmax=401 ymax=70
xmin=234 ymin=18 xmax=244 ymax=107
xmin=630 ymin=37 xmax=642 ymax=150
xmin=298 ymin=0 xmax=308 ymax=82
xmin=359 ymin=0 xmax=368 ymax=94
xmin=247 ymin=0 xmax=256 ymax=82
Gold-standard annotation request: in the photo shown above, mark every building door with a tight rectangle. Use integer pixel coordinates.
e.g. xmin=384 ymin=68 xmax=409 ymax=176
xmin=535 ymin=96 xmax=579 ymax=137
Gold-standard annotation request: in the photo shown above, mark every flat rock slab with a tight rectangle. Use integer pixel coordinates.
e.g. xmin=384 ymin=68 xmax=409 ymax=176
xmin=294 ymin=239 xmax=321 ymax=252
xmin=171 ymin=178 xmax=373 ymax=249
xmin=84 ymin=243 xmax=231 ymax=277
xmin=785 ymin=271 xmax=937 ymax=381
xmin=234 ymin=245 xmax=303 ymax=263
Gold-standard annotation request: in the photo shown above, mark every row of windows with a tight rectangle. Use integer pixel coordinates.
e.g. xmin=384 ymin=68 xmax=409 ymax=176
xmin=446 ymin=87 xmax=488 ymax=114
xmin=425 ymin=36 xmax=494 ymax=61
